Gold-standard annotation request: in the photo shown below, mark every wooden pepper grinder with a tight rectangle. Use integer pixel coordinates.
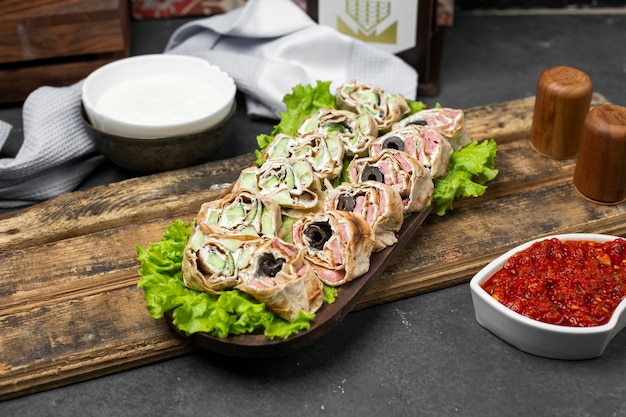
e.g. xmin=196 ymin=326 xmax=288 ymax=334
xmin=530 ymin=66 xmax=593 ymax=159
xmin=573 ymin=104 xmax=626 ymax=205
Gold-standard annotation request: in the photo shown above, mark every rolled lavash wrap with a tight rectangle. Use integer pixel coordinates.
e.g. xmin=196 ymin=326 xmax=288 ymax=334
xmin=182 ymin=231 xmax=323 ymax=321
xmin=324 ymin=181 xmax=404 ymax=251
xmin=182 ymin=232 xmax=257 ymax=294
xmin=235 ymin=236 xmax=324 ymax=322
xmin=347 ymin=149 xmax=434 ymax=213
xmin=232 ymin=158 xmax=323 ymax=215
xmin=335 ymin=81 xmax=410 ymax=133
xmin=196 ymin=189 xmax=283 ymax=238
xmin=291 ymin=209 xmax=376 ymax=286
xmin=296 ymin=108 xmax=378 ymax=156
xmin=262 ymin=132 xmax=345 ymax=181
xmin=393 ymin=108 xmax=471 ymax=151
xmin=369 ymin=125 xmax=453 ymax=179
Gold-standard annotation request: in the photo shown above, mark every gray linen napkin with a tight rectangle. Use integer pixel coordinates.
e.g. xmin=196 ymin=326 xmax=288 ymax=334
xmin=0 ymin=83 xmax=104 ymax=208
xmin=165 ymin=0 xmax=418 ymax=119
xmin=0 ymin=0 xmax=417 ymax=208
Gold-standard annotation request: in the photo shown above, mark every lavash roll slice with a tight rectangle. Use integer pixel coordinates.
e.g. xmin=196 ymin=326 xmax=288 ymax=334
xmin=235 ymin=236 xmax=324 ymax=322
xmin=370 ymin=125 xmax=453 ymax=179
xmin=324 ymin=181 xmax=404 ymax=251
xmin=291 ymin=209 xmax=376 ymax=287
xmin=347 ymin=149 xmax=434 ymax=213
xmin=196 ymin=189 xmax=283 ymax=238
xmin=296 ymin=108 xmax=378 ymax=156
xmin=336 ymin=81 xmax=410 ymax=133
xmin=262 ymin=132 xmax=345 ymax=181
xmin=182 ymin=231 xmax=258 ymax=294
xmin=233 ymin=158 xmax=323 ymax=214
xmin=393 ymin=107 xmax=471 ymax=151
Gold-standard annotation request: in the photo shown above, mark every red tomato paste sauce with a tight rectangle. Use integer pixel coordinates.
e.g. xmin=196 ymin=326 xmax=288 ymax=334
xmin=481 ymin=238 xmax=626 ymax=327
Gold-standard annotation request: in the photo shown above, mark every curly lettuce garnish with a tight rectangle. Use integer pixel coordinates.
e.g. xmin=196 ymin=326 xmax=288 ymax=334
xmin=137 ymin=220 xmax=316 ymax=339
xmin=432 ymin=139 xmax=498 ymax=216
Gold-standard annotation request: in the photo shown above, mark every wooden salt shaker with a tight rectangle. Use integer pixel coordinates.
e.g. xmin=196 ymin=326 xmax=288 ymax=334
xmin=573 ymin=104 xmax=626 ymax=205
xmin=530 ymin=66 xmax=593 ymax=159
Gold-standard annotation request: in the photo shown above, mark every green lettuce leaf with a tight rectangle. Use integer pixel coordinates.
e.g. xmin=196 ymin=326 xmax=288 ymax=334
xmin=406 ymin=99 xmax=427 ymax=114
xmin=137 ymin=220 xmax=318 ymax=339
xmin=255 ymin=80 xmax=337 ymax=166
xmin=432 ymin=139 xmax=498 ymax=216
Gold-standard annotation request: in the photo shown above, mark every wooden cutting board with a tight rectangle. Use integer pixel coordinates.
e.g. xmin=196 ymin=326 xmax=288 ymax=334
xmin=1 ymin=93 xmax=624 ymax=400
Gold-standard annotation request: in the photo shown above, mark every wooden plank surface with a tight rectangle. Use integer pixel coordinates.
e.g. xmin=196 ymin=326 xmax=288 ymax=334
xmin=1 ymin=93 xmax=623 ymax=400
xmin=0 ymin=0 xmax=130 ymax=103
xmin=0 ymin=0 xmax=128 ymax=63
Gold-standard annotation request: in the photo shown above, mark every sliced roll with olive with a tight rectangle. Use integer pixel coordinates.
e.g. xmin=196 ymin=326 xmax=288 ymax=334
xmin=235 ymin=236 xmax=324 ymax=322
xmin=196 ymin=189 xmax=283 ymax=238
xmin=182 ymin=232 xmax=258 ymax=294
xmin=393 ymin=108 xmax=471 ymax=151
xmin=233 ymin=158 xmax=323 ymax=214
xmin=324 ymin=181 xmax=404 ymax=251
xmin=347 ymin=149 xmax=434 ymax=213
xmin=336 ymin=81 xmax=410 ymax=133
xmin=296 ymin=108 xmax=378 ymax=156
xmin=369 ymin=125 xmax=453 ymax=179
xmin=291 ymin=209 xmax=376 ymax=286
xmin=262 ymin=132 xmax=345 ymax=181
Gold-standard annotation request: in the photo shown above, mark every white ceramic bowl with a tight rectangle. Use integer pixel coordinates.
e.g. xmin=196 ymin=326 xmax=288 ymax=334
xmin=470 ymin=233 xmax=626 ymax=360
xmin=82 ymin=54 xmax=236 ymax=139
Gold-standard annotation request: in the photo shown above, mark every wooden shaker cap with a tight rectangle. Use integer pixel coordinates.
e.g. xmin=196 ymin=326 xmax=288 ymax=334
xmin=530 ymin=66 xmax=593 ymax=159
xmin=573 ymin=104 xmax=626 ymax=205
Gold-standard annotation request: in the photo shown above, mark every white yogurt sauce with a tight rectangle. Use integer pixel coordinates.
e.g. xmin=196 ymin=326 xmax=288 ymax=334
xmin=95 ymin=74 xmax=224 ymax=125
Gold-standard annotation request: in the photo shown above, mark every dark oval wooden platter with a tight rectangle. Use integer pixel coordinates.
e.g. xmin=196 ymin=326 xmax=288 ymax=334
xmin=166 ymin=207 xmax=432 ymax=357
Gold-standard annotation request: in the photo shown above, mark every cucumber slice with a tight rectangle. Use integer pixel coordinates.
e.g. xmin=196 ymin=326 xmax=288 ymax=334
xmin=244 ymin=198 xmax=259 ymax=225
xmin=189 ymin=228 xmax=205 ymax=251
xmin=239 ymin=225 xmax=258 ymax=236
xmin=313 ymin=146 xmax=328 ymax=168
xmin=221 ymin=238 xmax=245 ymax=252
xmin=325 ymin=137 xmax=342 ymax=160
xmin=285 ymin=167 xmax=296 ymax=189
xmin=294 ymin=147 xmax=310 ymax=158
xmin=261 ymin=174 xmax=281 ymax=190
xmin=223 ymin=204 xmax=245 ymax=226
xmin=292 ymin=160 xmax=313 ymax=185
xmin=260 ymin=208 xmax=275 ymax=235
xmin=272 ymin=190 xmax=293 ymax=205
xmin=301 ymin=112 xmax=321 ymax=133
xmin=239 ymin=171 xmax=259 ymax=191
xmin=357 ymin=114 xmax=372 ymax=133
xmin=355 ymin=90 xmax=379 ymax=105
xmin=205 ymin=209 xmax=219 ymax=226
xmin=267 ymin=135 xmax=291 ymax=159
xmin=204 ymin=250 xmax=227 ymax=273
xmin=321 ymin=122 xmax=345 ymax=135
xmin=237 ymin=245 xmax=254 ymax=269
xmin=226 ymin=251 xmax=236 ymax=276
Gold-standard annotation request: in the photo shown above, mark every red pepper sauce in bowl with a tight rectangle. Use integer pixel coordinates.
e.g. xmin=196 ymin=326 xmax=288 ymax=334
xmin=481 ymin=238 xmax=626 ymax=327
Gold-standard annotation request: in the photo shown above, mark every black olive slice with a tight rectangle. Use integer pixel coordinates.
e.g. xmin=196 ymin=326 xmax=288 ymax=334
xmin=382 ymin=136 xmax=405 ymax=151
xmin=336 ymin=193 xmax=356 ymax=212
xmin=304 ymin=221 xmax=332 ymax=250
xmin=258 ymin=253 xmax=285 ymax=278
xmin=360 ymin=165 xmax=384 ymax=183
xmin=407 ymin=119 xmax=427 ymax=126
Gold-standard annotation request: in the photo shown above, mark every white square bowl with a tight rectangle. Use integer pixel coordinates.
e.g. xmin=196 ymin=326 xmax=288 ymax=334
xmin=470 ymin=233 xmax=626 ymax=360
